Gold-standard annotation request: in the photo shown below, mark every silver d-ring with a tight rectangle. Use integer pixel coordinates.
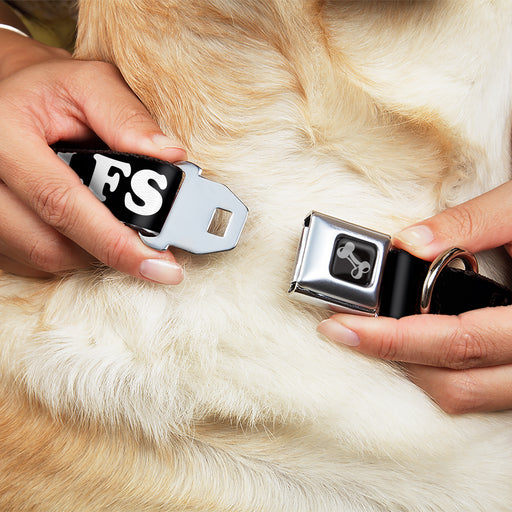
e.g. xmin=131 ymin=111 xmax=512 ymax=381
xmin=420 ymin=247 xmax=478 ymax=314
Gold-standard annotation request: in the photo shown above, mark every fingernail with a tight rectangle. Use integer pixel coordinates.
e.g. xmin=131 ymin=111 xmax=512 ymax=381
xmin=151 ymin=133 xmax=185 ymax=151
xmin=317 ymin=319 xmax=360 ymax=347
xmin=394 ymin=225 xmax=434 ymax=249
xmin=139 ymin=259 xmax=184 ymax=285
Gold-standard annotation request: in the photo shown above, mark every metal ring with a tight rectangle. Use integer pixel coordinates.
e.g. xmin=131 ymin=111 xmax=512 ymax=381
xmin=420 ymin=247 xmax=478 ymax=314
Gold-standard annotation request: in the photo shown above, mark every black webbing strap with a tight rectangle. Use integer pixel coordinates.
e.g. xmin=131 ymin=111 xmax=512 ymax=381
xmin=380 ymin=248 xmax=512 ymax=318
xmin=54 ymin=147 xmax=183 ymax=236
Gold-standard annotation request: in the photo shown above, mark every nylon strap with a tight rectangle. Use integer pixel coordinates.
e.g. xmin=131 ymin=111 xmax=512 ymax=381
xmin=379 ymin=248 xmax=512 ymax=318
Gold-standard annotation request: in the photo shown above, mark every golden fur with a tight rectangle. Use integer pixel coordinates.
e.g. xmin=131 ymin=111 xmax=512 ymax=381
xmin=1 ymin=1 xmax=512 ymax=510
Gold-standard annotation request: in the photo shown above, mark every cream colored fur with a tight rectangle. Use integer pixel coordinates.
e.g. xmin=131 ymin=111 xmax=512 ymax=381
xmin=1 ymin=1 xmax=512 ymax=510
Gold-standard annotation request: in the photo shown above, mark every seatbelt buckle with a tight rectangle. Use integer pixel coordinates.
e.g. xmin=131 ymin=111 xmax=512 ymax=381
xmin=140 ymin=161 xmax=248 ymax=254
xmin=289 ymin=212 xmax=391 ymax=316
xmin=56 ymin=147 xmax=248 ymax=255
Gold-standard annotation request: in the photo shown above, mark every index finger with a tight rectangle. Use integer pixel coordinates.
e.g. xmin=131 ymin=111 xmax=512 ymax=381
xmin=317 ymin=307 xmax=512 ymax=370
xmin=393 ymin=180 xmax=512 ymax=261
xmin=64 ymin=61 xmax=186 ymax=161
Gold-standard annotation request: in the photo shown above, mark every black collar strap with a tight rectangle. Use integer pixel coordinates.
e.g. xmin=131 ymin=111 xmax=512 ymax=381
xmin=54 ymin=147 xmax=248 ymax=254
xmin=289 ymin=211 xmax=512 ymax=318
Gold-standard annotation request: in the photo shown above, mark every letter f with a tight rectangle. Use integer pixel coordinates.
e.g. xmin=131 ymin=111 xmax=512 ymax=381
xmin=89 ymin=154 xmax=132 ymax=201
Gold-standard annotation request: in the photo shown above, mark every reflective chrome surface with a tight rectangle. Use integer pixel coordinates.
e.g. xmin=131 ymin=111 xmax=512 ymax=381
xmin=140 ymin=162 xmax=248 ymax=254
xmin=289 ymin=212 xmax=391 ymax=316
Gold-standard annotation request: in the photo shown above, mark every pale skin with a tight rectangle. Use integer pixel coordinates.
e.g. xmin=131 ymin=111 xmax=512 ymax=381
xmin=318 ymin=181 xmax=512 ymax=414
xmin=0 ymin=12 xmax=186 ymax=284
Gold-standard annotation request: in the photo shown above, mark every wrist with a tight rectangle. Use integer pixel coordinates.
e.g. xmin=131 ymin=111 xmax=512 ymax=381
xmin=0 ymin=1 xmax=29 ymax=35
xmin=0 ymin=23 xmax=29 ymax=37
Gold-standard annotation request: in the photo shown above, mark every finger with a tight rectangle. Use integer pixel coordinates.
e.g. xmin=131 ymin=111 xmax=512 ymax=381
xmin=317 ymin=307 xmax=512 ymax=369
xmin=0 ymin=139 xmax=184 ymax=284
xmin=0 ymin=254 xmax=52 ymax=278
xmin=392 ymin=180 xmax=512 ymax=260
xmin=59 ymin=61 xmax=187 ymax=162
xmin=1 ymin=59 xmax=186 ymax=162
xmin=0 ymin=184 xmax=93 ymax=272
xmin=1 ymin=58 xmax=186 ymax=165
xmin=407 ymin=363 xmax=512 ymax=414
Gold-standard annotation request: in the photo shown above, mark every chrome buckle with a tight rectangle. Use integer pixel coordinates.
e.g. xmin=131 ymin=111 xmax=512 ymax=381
xmin=140 ymin=162 xmax=248 ymax=254
xmin=289 ymin=212 xmax=391 ymax=316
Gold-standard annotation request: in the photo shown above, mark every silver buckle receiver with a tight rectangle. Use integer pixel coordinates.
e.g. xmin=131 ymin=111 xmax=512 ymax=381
xmin=289 ymin=212 xmax=391 ymax=316
xmin=140 ymin=162 xmax=248 ymax=254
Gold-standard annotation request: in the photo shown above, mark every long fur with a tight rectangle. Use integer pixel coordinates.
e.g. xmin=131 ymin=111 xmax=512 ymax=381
xmin=1 ymin=1 xmax=512 ymax=510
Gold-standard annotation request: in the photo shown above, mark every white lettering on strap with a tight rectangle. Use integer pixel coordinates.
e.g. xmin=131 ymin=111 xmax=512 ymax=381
xmin=90 ymin=154 xmax=131 ymax=201
xmin=125 ymin=169 xmax=168 ymax=216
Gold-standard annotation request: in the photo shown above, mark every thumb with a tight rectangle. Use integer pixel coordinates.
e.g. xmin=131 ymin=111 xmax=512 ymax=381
xmin=392 ymin=181 xmax=512 ymax=260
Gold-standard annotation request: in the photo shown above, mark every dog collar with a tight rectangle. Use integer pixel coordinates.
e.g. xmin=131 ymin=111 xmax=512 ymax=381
xmin=289 ymin=211 xmax=512 ymax=318
xmin=55 ymin=147 xmax=248 ymax=254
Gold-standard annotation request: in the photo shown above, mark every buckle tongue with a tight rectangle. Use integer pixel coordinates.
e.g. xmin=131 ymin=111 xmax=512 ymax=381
xmin=140 ymin=161 xmax=248 ymax=254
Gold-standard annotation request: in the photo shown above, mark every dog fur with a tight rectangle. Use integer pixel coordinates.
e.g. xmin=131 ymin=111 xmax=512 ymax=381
xmin=1 ymin=1 xmax=512 ymax=510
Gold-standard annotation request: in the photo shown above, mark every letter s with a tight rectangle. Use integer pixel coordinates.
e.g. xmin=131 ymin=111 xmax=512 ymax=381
xmin=125 ymin=170 xmax=168 ymax=216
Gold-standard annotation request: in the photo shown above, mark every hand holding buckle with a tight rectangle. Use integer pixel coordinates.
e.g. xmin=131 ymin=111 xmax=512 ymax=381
xmin=56 ymin=148 xmax=248 ymax=255
xmin=289 ymin=212 xmax=512 ymax=318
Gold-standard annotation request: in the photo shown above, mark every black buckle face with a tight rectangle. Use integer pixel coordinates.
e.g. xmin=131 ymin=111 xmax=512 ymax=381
xmin=289 ymin=212 xmax=391 ymax=316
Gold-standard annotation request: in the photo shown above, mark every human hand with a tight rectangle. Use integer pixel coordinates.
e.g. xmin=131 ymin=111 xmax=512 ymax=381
xmin=0 ymin=29 xmax=187 ymax=283
xmin=317 ymin=181 xmax=512 ymax=414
